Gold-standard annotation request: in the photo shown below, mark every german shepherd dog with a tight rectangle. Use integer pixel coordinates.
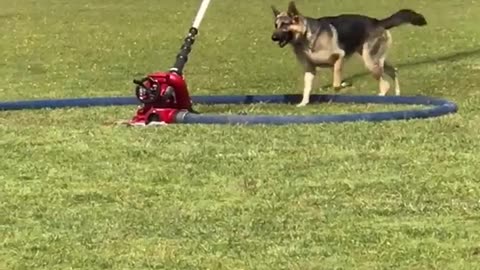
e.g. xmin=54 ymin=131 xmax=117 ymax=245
xmin=271 ymin=1 xmax=427 ymax=106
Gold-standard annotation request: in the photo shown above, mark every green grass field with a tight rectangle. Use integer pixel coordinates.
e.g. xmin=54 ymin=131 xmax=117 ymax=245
xmin=1 ymin=0 xmax=480 ymax=269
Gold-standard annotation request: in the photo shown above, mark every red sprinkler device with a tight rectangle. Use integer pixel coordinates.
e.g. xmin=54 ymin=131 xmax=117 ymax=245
xmin=128 ymin=0 xmax=211 ymax=126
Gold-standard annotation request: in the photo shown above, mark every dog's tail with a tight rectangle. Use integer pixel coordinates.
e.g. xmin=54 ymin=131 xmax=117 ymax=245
xmin=376 ymin=9 xmax=427 ymax=29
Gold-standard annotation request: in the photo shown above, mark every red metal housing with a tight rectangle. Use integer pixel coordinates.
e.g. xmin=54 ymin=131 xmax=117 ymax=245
xmin=128 ymin=71 xmax=192 ymax=126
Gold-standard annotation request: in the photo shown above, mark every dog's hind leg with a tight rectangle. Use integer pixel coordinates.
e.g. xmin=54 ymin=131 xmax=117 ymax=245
xmin=332 ymin=53 xmax=346 ymax=91
xmin=362 ymin=28 xmax=393 ymax=96
xmin=361 ymin=52 xmax=390 ymax=96
xmin=384 ymin=61 xmax=400 ymax=95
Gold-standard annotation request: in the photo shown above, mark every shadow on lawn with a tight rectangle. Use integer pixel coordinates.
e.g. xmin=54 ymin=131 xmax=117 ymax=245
xmin=325 ymin=48 xmax=480 ymax=88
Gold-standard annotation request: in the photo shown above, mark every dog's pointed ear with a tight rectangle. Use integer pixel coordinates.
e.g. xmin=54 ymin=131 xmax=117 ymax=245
xmin=292 ymin=15 xmax=301 ymax=24
xmin=271 ymin=5 xmax=280 ymax=17
xmin=287 ymin=1 xmax=300 ymax=16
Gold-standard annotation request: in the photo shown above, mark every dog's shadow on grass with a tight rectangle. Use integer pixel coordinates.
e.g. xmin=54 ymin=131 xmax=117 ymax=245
xmin=322 ymin=48 xmax=480 ymax=89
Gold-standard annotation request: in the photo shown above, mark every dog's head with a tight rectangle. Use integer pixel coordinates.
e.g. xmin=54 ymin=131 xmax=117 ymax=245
xmin=271 ymin=1 xmax=306 ymax=48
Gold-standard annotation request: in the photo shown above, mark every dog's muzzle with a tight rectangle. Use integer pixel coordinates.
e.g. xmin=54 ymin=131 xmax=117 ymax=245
xmin=271 ymin=31 xmax=292 ymax=48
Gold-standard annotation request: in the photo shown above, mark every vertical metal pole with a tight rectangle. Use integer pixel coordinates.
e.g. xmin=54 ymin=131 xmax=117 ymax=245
xmin=170 ymin=0 xmax=211 ymax=75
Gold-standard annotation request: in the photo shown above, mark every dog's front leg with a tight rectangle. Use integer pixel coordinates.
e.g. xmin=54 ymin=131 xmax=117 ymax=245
xmin=297 ymin=66 xmax=316 ymax=107
xmin=332 ymin=52 xmax=350 ymax=91
xmin=332 ymin=55 xmax=344 ymax=91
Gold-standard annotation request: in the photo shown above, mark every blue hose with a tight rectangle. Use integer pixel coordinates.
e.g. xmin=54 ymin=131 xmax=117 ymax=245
xmin=0 ymin=97 xmax=139 ymax=110
xmin=176 ymin=94 xmax=458 ymax=124
xmin=0 ymin=94 xmax=458 ymax=125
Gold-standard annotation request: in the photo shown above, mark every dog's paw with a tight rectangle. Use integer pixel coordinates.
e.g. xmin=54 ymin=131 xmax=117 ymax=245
xmin=296 ymin=102 xmax=308 ymax=107
xmin=333 ymin=81 xmax=352 ymax=92
xmin=341 ymin=81 xmax=352 ymax=87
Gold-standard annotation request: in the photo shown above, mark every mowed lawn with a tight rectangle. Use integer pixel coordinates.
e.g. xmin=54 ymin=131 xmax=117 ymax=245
xmin=1 ymin=0 xmax=480 ymax=269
